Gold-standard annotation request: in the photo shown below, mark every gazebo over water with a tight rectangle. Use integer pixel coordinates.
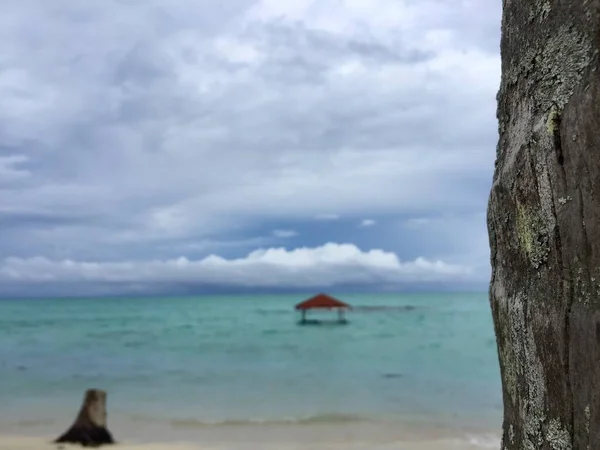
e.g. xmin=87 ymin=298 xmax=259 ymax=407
xmin=295 ymin=293 xmax=352 ymax=325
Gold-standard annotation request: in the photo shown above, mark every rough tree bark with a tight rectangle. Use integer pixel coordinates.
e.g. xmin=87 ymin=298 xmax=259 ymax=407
xmin=55 ymin=389 xmax=115 ymax=447
xmin=488 ymin=0 xmax=600 ymax=449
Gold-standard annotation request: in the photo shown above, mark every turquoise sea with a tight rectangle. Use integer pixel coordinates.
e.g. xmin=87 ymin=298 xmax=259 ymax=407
xmin=0 ymin=293 xmax=501 ymax=440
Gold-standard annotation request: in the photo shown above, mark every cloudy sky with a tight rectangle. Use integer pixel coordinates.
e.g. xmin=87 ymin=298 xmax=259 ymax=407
xmin=0 ymin=0 xmax=501 ymax=297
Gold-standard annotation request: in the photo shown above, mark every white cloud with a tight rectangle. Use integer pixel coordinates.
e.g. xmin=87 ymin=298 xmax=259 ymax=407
xmin=273 ymin=229 xmax=298 ymax=238
xmin=0 ymin=243 xmax=475 ymax=291
xmin=0 ymin=0 xmax=500 ymax=290
xmin=359 ymin=219 xmax=376 ymax=227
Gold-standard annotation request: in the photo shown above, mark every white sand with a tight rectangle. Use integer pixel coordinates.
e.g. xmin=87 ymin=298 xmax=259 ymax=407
xmin=0 ymin=433 xmax=499 ymax=450
xmin=0 ymin=417 xmax=500 ymax=450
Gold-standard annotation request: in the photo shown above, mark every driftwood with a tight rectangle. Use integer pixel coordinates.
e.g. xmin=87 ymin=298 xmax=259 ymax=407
xmin=55 ymin=389 xmax=115 ymax=447
xmin=488 ymin=0 xmax=600 ymax=449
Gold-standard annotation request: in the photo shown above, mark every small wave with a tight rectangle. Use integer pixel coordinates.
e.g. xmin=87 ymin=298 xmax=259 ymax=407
xmin=11 ymin=418 xmax=56 ymax=428
xmin=254 ymin=309 xmax=289 ymax=316
xmin=465 ymin=433 xmax=501 ymax=448
xmin=352 ymin=305 xmax=417 ymax=313
xmin=169 ymin=413 xmax=368 ymax=428
xmin=261 ymin=329 xmax=285 ymax=336
xmin=382 ymin=372 xmax=404 ymax=379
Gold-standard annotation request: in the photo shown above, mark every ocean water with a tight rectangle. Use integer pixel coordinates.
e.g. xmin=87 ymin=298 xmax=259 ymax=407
xmin=0 ymin=293 xmax=502 ymax=440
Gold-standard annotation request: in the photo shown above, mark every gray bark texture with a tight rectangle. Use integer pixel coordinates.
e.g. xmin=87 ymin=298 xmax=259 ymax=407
xmin=488 ymin=0 xmax=600 ymax=449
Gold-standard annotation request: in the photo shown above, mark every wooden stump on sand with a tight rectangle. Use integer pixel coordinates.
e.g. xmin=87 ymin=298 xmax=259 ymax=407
xmin=55 ymin=389 xmax=115 ymax=447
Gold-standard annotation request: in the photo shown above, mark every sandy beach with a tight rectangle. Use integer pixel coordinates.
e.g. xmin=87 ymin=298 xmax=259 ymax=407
xmin=0 ymin=419 xmax=500 ymax=450
xmin=0 ymin=432 xmax=499 ymax=450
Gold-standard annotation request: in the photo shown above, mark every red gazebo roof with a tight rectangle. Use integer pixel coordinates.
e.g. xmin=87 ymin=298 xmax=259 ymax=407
xmin=295 ymin=293 xmax=351 ymax=310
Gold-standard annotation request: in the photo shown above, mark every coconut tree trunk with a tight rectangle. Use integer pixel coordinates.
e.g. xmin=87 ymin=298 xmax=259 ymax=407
xmin=55 ymin=389 xmax=115 ymax=447
xmin=488 ymin=1 xmax=600 ymax=449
